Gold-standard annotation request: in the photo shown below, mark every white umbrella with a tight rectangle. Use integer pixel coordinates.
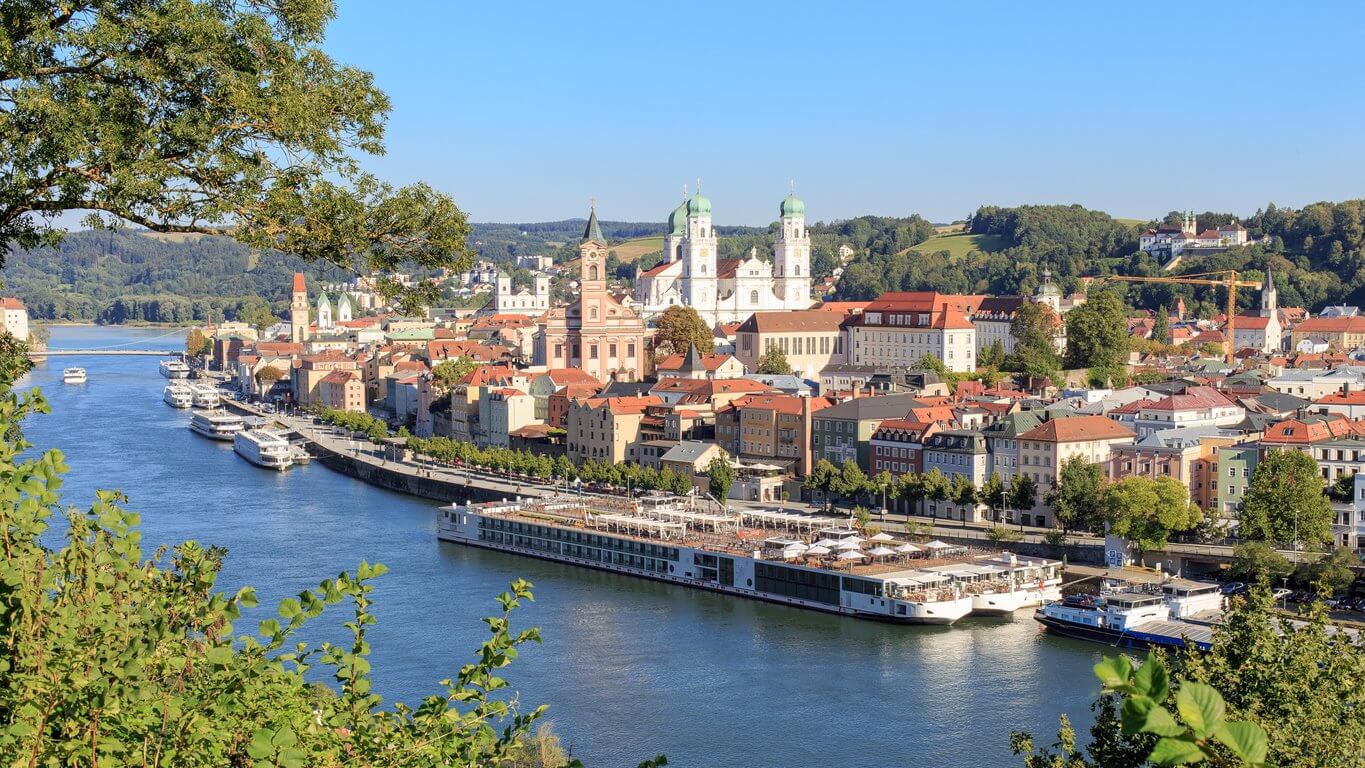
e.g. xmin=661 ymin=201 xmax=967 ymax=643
xmin=783 ymin=542 xmax=809 ymax=552
xmin=842 ymin=535 xmax=866 ymax=545
xmin=895 ymin=543 xmax=922 ymax=554
xmin=837 ymin=550 xmax=866 ymax=560
xmin=836 ymin=539 xmax=863 ymax=551
xmin=868 ymin=546 xmax=896 ymax=557
xmin=806 ymin=545 xmax=832 ymax=556
xmin=869 ymin=532 xmax=896 ymax=541
xmin=923 ymin=540 xmax=953 ymax=550
xmin=812 ymin=538 xmax=840 ymax=548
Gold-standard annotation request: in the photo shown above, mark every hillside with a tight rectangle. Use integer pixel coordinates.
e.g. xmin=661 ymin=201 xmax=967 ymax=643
xmin=909 ymin=232 xmax=1009 ymax=259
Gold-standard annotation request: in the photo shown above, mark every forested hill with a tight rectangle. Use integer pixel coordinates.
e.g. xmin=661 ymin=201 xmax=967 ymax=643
xmin=833 ymin=200 xmax=1365 ymax=319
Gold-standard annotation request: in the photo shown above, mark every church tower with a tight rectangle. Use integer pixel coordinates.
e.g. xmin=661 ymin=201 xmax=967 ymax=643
xmin=290 ymin=272 xmax=309 ymax=343
xmin=579 ymin=202 xmax=608 ymax=305
xmin=316 ymin=293 xmax=333 ymax=330
xmin=774 ymin=190 xmax=811 ymax=307
xmin=681 ymin=188 xmax=717 ymax=310
xmin=663 ymin=187 xmax=689 ymax=267
xmin=1258 ymin=270 xmax=1278 ymax=318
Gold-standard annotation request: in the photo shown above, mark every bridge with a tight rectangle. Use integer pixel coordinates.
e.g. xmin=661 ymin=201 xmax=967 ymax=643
xmin=33 ymin=349 xmax=178 ymax=357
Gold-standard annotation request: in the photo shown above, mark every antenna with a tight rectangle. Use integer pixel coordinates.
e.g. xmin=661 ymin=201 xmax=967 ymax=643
xmin=696 ymin=177 xmax=702 ymax=194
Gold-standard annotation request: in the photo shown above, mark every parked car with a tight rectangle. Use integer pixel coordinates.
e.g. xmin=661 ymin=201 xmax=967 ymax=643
xmin=1221 ymin=581 xmax=1248 ymax=596
xmin=1271 ymin=588 xmax=1292 ymax=601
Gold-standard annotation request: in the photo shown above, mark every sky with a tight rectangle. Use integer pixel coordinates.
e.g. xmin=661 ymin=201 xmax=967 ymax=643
xmin=324 ymin=1 xmax=1365 ymax=226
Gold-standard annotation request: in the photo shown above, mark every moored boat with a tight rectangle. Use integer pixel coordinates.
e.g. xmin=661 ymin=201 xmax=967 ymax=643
xmin=189 ymin=383 xmax=221 ymax=409
xmin=62 ymin=367 xmax=87 ymax=384
xmin=234 ymin=429 xmax=294 ymax=470
xmin=1035 ymin=579 xmax=1224 ymax=651
xmin=159 ymin=359 xmax=190 ymax=379
xmin=163 ymin=383 xmax=193 ymax=409
xmin=189 ymin=410 xmax=245 ymax=441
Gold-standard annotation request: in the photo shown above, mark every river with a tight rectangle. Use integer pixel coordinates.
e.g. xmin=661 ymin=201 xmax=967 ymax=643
xmin=22 ymin=325 xmax=1106 ymax=767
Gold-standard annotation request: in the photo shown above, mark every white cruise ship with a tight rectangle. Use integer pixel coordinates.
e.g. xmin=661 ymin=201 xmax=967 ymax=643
xmin=62 ymin=367 xmax=87 ymax=384
xmin=163 ymin=383 xmax=194 ymax=409
xmin=188 ymin=410 xmax=245 ymax=441
xmin=234 ymin=429 xmax=294 ymax=470
xmin=159 ymin=359 xmax=190 ymax=379
xmin=438 ymin=495 xmax=1062 ymax=625
xmin=189 ymin=383 xmax=221 ymax=409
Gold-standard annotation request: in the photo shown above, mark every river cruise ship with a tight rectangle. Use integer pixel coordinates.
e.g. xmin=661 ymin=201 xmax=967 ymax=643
xmin=438 ymin=494 xmax=1062 ymax=625
xmin=1035 ymin=578 xmax=1225 ymax=650
xmin=233 ymin=429 xmax=294 ymax=470
xmin=159 ymin=359 xmax=190 ymax=379
xmin=189 ymin=383 xmax=221 ymax=409
xmin=189 ymin=410 xmax=245 ymax=441
xmin=163 ymin=383 xmax=194 ymax=409
xmin=62 ymin=367 xmax=87 ymax=384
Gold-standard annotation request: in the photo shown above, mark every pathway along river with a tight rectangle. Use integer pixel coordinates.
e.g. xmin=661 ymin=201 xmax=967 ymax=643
xmin=24 ymin=326 xmax=1107 ymax=767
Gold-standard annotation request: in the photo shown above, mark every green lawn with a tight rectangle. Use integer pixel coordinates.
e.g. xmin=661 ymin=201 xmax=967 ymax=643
xmin=1113 ymin=217 xmax=1147 ymax=227
xmin=609 ymin=236 xmax=664 ymax=262
xmin=909 ymin=232 xmax=1008 ymax=258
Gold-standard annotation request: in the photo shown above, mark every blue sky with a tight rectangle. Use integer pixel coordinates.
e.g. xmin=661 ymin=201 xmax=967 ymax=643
xmin=326 ymin=1 xmax=1365 ymax=226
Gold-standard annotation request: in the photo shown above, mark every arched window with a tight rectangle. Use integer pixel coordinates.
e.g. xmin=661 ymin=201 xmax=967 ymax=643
xmin=701 ymin=263 xmax=707 ymax=275
xmin=750 ymin=290 xmax=759 ymax=305
xmin=588 ymin=265 xmax=599 ymax=281
xmin=675 ymin=244 xmax=682 ymax=260
xmin=795 ymin=264 xmax=801 ymax=276
xmin=701 ymin=227 xmax=707 ymax=238
xmin=589 ymin=307 xmax=598 ymax=320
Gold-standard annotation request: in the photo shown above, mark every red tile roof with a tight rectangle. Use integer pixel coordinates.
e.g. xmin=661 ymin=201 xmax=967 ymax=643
xmin=0 ymin=297 xmax=25 ymax=310
xmin=1018 ymin=415 xmax=1136 ymax=442
xmin=292 ymin=273 xmax=306 ymax=293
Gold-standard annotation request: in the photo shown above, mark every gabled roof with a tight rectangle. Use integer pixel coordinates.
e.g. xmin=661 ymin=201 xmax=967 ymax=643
xmin=657 ymin=348 xmax=738 ymax=373
xmin=737 ymin=310 xmax=847 ymax=333
xmin=1141 ymin=386 xmax=1236 ymax=412
xmin=0 ymin=297 xmax=26 ymax=310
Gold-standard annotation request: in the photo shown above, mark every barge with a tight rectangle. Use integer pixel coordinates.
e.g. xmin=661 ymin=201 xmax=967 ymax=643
xmin=1035 ymin=579 xmax=1225 ymax=651
xmin=438 ymin=494 xmax=1061 ymax=625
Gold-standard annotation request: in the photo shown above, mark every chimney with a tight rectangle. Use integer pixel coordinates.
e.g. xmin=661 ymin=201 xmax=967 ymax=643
xmin=800 ymin=392 xmax=813 ymax=477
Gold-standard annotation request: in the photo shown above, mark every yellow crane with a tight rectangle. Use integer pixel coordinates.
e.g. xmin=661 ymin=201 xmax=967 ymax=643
xmin=1094 ymin=270 xmax=1263 ymax=364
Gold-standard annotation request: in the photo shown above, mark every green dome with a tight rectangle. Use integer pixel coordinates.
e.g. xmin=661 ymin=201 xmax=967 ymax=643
xmin=687 ymin=192 xmax=711 ymax=217
xmin=780 ymin=192 xmax=805 ymax=218
xmin=667 ymin=200 xmax=689 ymax=234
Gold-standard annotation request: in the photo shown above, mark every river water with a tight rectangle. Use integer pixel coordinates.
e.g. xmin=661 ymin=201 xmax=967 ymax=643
xmin=21 ymin=326 xmax=1107 ymax=767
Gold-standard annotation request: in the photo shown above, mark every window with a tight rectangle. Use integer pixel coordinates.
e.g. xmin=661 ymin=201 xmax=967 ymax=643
xmin=750 ymin=290 xmax=759 ymax=305
xmin=627 ymin=343 xmax=635 ymax=357
xmin=609 ymin=343 xmax=617 ymax=358
xmin=588 ymin=265 xmax=599 ymax=281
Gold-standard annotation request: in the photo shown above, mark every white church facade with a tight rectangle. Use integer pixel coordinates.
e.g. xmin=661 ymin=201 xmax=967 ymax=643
xmin=491 ymin=273 xmax=551 ymax=316
xmin=635 ymin=190 xmax=814 ymax=327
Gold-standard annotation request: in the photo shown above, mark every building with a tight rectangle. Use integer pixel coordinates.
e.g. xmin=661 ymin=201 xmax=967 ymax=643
xmin=921 ymin=430 xmax=990 ymax=522
xmin=535 ymin=205 xmax=648 ymax=383
xmin=0 ymin=298 xmax=29 ymax=341
xmin=1015 ymin=415 xmax=1136 ymax=527
xmin=981 ymin=411 xmax=1046 ymax=483
xmin=659 ymin=440 xmax=725 ymax=480
xmin=734 ymin=310 xmax=848 ymax=378
xmin=1215 ymin=443 xmax=1259 ymax=520
xmin=565 ymin=395 xmax=661 ymax=464
xmin=1131 ymin=386 xmax=1245 ymax=438
xmin=841 ymin=292 xmax=977 ymax=373
xmin=492 ymin=273 xmax=551 ymax=316
xmin=289 ymin=273 xmax=309 ymax=343
xmin=480 ymin=388 xmax=536 ymax=449
xmin=1289 ymin=315 xmax=1365 ymax=351
xmin=1138 ymin=214 xmax=1252 ymax=260
xmin=1108 ymin=426 xmax=1236 ymax=510
xmin=655 ymin=346 xmax=746 ymax=380
xmin=317 ymin=369 xmax=365 ymax=413
xmin=715 ymin=393 xmax=833 ymax=477
xmin=291 ymin=351 xmax=359 ymax=406
xmin=635 ymin=190 xmax=813 ymax=326
xmin=1228 ymin=271 xmax=1282 ymax=354
xmin=870 ymin=419 xmax=940 ymax=480
xmin=811 ymin=393 xmax=933 ymax=471
xmin=1312 ymin=390 xmax=1365 ymax=419
xmin=1266 ymin=367 xmax=1365 ymax=399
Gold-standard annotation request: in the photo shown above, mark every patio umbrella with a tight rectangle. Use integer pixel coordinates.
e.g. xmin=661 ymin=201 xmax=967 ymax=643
xmin=842 ymin=536 xmax=866 ymax=546
xmin=895 ymin=543 xmax=922 ymax=554
xmin=837 ymin=550 xmax=866 ymax=561
xmin=869 ymin=532 xmax=896 ymax=542
xmin=868 ymin=545 xmax=896 ymax=557
xmin=806 ymin=545 xmax=831 ymax=556
xmin=923 ymin=540 xmax=953 ymax=550
xmin=812 ymin=538 xmax=840 ymax=548
xmin=836 ymin=539 xmax=863 ymax=551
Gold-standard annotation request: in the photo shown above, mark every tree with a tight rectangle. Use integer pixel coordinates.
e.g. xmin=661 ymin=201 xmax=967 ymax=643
xmin=653 ymin=305 xmax=714 ymax=357
xmin=1007 ymin=473 xmax=1037 ymax=522
xmin=980 ymin=339 xmax=1007 ymax=369
xmin=432 ymin=355 xmax=478 ymax=391
xmin=805 ymin=458 xmax=838 ymax=509
xmin=837 ymin=460 xmax=869 ymax=505
xmin=1066 ymin=290 xmax=1129 ymax=371
xmin=895 ymin=472 xmax=925 ymax=518
xmin=1293 ymin=547 xmax=1360 ymax=594
xmin=0 ymin=0 xmax=473 ymax=312
xmin=1008 ymin=301 xmax=1061 ymax=381
xmin=922 ymin=468 xmax=949 ymax=521
xmin=1102 ymin=476 xmax=1202 ymax=552
xmin=1015 ymin=590 xmax=1363 ymax=767
xmin=1048 ymin=457 xmax=1106 ymax=535
xmin=1151 ymin=305 xmax=1172 ymax=345
xmin=978 ymin=473 xmax=1005 ymax=521
xmin=756 ymin=346 xmax=793 ymax=375
xmin=705 ymin=454 xmax=735 ymax=502
xmin=1239 ymin=451 xmax=1334 ymax=548
xmin=255 ymin=364 xmax=285 ymax=389
xmin=185 ymin=328 xmax=212 ymax=357
xmin=949 ymin=474 xmax=978 ymax=519
xmin=1228 ymin=541 xmax=1293 ymax=584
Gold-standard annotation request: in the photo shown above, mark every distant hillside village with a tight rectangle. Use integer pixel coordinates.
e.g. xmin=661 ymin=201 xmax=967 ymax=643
xmin=44 ymin=194 xmax=1365 ymax=559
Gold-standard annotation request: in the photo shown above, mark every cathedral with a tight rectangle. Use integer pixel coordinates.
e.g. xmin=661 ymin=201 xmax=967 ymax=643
xmin=635 ymin=189 xmax=814 ymax=327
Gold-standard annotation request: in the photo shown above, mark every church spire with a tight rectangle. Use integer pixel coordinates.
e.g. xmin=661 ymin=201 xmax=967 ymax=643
xmin=582 ymin=199 xmax=605 ymax=244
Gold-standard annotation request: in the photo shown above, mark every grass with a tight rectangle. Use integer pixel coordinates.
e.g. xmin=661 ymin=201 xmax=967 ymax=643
xmin=1113 ymin=217 xmax=1147 ymax=227
xmin=909 ymin=232 xmax=1008 ymax=259
xmin=609 ymin=236 xmax=664 ymax=263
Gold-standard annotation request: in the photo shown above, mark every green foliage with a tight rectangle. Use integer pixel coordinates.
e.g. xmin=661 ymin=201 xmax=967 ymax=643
xmin=1048 ymin=456 xmax=1106 ymax=535
xmin=1292 ymin=546 xmax=1360 ymax=594
xmin=432 ymin=355 xmax=478 ymax=390
xmin=1228 ymin=542 xmax=1294 ymax=585
xmin=1007 ymin=301 xmax=1062 ymax=381
xmin=653 ymin=305 xmax=714 ymax=357
xmin=756 ymin=345 xmax=793 ymax=375
xmin=852 ymin=505 xmax=871 ymax=530
xmin=185 ymin=327 xmax=212 ymax=356
xmin=1007 ymin=473 xmax=1037 ymax=517
xmin=0 ymin=0 xmax=473 ymax=313
xmin=1102 ymin=476 xmax=1202 ymax=552
xmin=316 ymin=407 xmax=391 ymax=443
xmin=1066 ymin=290 xmax=1130 ymax=371
xmin=1152 ymin=306 xmax=1172 ymax=345
xmin=705 ymin=454 xmax=735 ymax=501
xmin=256 ymin=365 xmax=285 ymax=385
xmin=980 ymin=339 xmax=1007 ymax=369
xmin=988 ymin=525 xmax=1023 ymax=544
xmin=1238 ymin=450 xmax=1334 ymax=548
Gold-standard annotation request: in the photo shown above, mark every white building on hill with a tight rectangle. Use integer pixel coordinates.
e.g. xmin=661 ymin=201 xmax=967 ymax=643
xmin=635 ymin=189 xmax=814 ymax=326
xmin=492 ymin=273 xmax=550 ymax=316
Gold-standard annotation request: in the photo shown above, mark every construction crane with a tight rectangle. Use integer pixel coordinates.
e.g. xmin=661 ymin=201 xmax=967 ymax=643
xmin=1093 ymin=270 xmax=1263 ymax=364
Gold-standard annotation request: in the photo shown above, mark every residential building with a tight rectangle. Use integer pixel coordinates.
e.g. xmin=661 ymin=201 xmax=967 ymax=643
xmin=655 ymin=346 xmax=746 ymax=380
xmin=317 ymin=370 xmax=365 ymax=413
xmin=290 ymin=351 xmax=359 ymax=406
xmin=0 ymin=298 xmax=29 ymax=341
xmin=565 ymin=395 xmax=661 ymax=464
xmin=715 ymin=393 xmax=834 ymax=477
xmin=660 ymin=441 xmax=725 ymax=480
xmin=527 ymin=368 xmax=601 ymax=421
xmin=480 ymin=388 xmax=536 ymax=449
xmin=1215 ymin=444 xmax=1259 ymax=520
xmin=1289 ymin=315 xmax=1365 ymax=351
xmin=491 ymin=273 xmax=551 ymax=316
xmin=733 ymin=310 xmax=847 ymax=377
xmin=1015 ymin=415 xmax=1137 ymax=527
xmin=921 ymin=430 xmax=990 ymax=522
xmin=870 ymin=419 xmax=940 ymax=479
xmin=811 ymin=393 xmax=932 ymax=470
xmin=1138 ymin=214 xmax=1252 ymax=259
xmin=1108 ymin=426 xmax=1236 ymax=510
xmin=981 ymin=411 xmax=1046 ymax=483
xmin=1131 ymin=386 xmax=1245 ymax=437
